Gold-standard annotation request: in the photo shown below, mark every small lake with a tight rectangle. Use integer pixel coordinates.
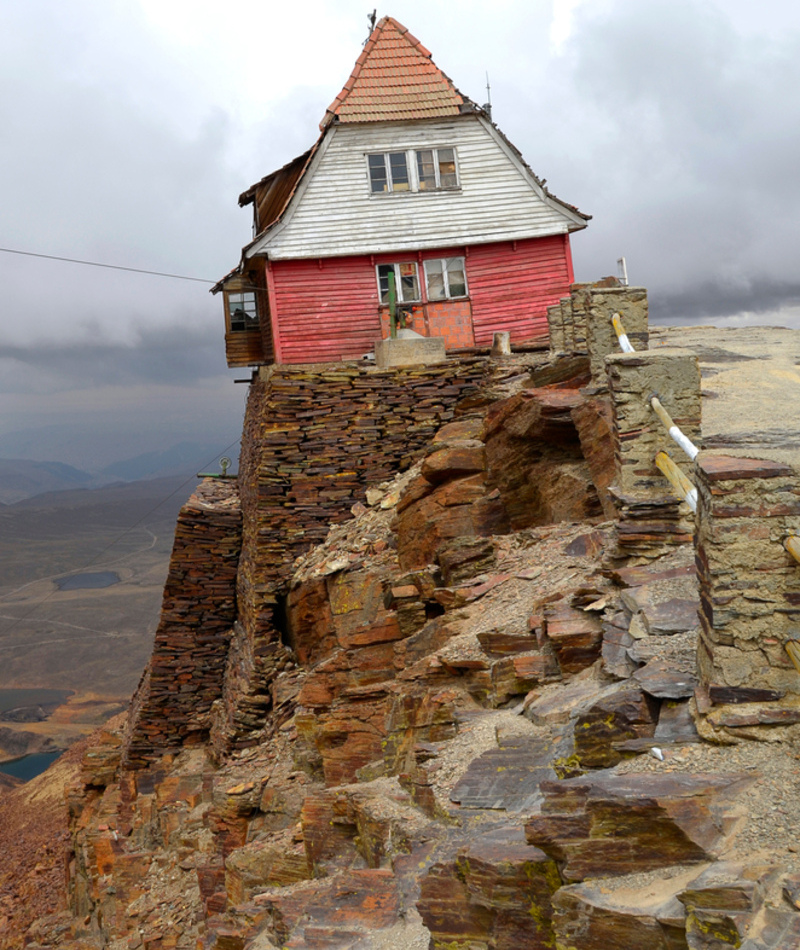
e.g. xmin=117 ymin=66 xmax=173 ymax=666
xmin=56 ymin=571 xmax=120 ymax=591
xmin=0 ymin=688 xmax=72 ymax=715
xmin=0 ymin=751 xmax=61 ymax=782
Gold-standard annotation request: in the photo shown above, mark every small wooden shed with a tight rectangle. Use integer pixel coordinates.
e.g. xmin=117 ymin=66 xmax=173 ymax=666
xmin=214 ymin=16 xmax=589 ymax=367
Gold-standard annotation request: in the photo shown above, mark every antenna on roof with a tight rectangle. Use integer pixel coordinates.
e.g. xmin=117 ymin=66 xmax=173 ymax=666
xmin=482 ymin=72 xmax=492 ymax=120
xmin=366 ymin=9 xmax=377 ymax=40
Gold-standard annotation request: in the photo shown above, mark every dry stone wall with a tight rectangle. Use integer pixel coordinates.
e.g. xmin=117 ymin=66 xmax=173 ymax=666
xmin=236 ymin=360 xmax=491 ymax=629
xmin=123 ymin=479 xmax=242 ymax=768
xmin=695 ymin=454 xmax=800 ymax=699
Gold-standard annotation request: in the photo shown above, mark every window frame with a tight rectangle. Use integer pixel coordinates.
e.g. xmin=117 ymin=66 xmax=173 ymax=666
xmin=226 ymin=289 xmax=260 ymax=333
xmin=376 ymin=262 xmax=421 ymax=304
xmin=423 ymin=257 xmax=469 ymax=301
xmin=367 ymin=151 xmax=410 ymax=194
xmin=366 ymin=147 xmax=460 ymax=195
xmin=415 ymin=147 xmax=459 ymax=191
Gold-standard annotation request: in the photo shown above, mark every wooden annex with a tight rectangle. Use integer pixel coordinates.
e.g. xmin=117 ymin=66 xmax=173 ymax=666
xmin=214 ymin=16 xmax=589 ymax=367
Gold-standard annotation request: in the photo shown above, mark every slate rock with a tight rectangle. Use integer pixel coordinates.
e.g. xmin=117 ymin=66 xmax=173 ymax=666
xmin=573 ymin=683 xmax=659 ymax=768
xmin=553 ymin=875 xmax=693 ymax=950
xmin=634 ymin=656 xmax=699 ymax=699
xmin=525 ymin=771 xmax=755 ymax=882
xmin=417 ymin=824 xmax=560 ymax=950
xmin=450 ymin=729 xmax=578 ymax=812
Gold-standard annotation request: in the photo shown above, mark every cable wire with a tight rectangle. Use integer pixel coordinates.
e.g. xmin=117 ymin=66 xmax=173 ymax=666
xmin=0 ymin=245 xmax=214 ymax=283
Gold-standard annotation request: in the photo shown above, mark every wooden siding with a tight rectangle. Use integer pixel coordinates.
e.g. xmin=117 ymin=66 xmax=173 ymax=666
xmin=225 ymin=329 xmax=265 ymax=367
xmin=251 ymin=116 xmax=584 ymax=261
xmin=467 ymin=235 xmax=572 ymax=346
xmin=271 ymin=257 xmax=382 ymax=364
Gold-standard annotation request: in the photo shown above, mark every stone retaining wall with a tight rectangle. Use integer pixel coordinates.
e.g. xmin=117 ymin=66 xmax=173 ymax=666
xmin=123 ymin=479 xmax=242 ymax=768
xmin=695 ymin=455 xmax=800 ymax=698
xmin=236 ymin=359 xmax=491 ymax=637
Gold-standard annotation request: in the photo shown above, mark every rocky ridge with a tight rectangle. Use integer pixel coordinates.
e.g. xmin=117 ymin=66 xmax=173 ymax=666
xmin=5 ymin=348 xmax=800 ymax=949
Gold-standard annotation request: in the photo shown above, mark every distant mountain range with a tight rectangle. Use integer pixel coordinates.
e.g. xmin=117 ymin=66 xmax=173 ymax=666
xmin=0 ymin=442 xmax=239 ymax=504
xmin=0 ymin=459 xmax=101 ymax=506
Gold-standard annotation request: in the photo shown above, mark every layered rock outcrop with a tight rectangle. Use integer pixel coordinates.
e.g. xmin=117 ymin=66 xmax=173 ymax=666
xmin=10 ymin=338 xmax=800 ymax=950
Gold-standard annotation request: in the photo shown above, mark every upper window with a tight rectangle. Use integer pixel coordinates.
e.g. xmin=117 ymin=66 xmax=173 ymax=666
xmin=367 ymin=148 xmax=459 ymax=195
xmin=416 ymin=148 xmax=458 ymax=190
xmin=368 ymin=152 xmax=410 ymax=193
xmin=377 ymin=262 xmax=420 ymax=303
xmin=424 ymin=258 xmax=468 ymax=300
xmin=227 ymin=291 xmax=259 ymax=332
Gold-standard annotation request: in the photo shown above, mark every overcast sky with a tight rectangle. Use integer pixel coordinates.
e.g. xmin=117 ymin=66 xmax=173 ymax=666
xmin=2 ymin=0 xmax=800 ymax=467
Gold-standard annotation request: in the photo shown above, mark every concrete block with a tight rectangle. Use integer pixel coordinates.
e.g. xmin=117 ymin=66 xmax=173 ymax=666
xmin=374 ymin=337 xmax=446 ymax=368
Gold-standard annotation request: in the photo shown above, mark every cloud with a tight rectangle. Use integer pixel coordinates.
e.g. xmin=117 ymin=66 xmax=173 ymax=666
xmin=541 ymin=0 xmax=800 ymax=321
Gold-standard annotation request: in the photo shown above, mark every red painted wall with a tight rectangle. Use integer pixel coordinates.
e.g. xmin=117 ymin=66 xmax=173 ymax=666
xmin=467 ymin=234 xmax=573 ymax=346
xmin=268 ymin=234 xmax=573 ymax=363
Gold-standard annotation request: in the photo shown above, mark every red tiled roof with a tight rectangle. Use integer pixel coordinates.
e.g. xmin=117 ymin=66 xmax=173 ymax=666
xmin=321 ymin=16 xmax=469 ymax=128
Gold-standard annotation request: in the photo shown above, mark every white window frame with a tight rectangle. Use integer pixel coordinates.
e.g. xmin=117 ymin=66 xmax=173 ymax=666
xmin=366 ymin=147 xmax=460 ymax=195
xmin=376 ymin=262 xmax=421 ymax=304
xmin=366 ymin=151 xmax=410 ymax=193
xmin=423 ymin=257 xmax=468 ymax=300
xmin=415 ymin=147 xmax=459 ymax=191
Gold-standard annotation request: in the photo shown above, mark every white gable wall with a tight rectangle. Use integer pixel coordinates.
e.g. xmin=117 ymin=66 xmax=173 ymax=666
xmin=249 ymin=116 xmax=584 ymax=261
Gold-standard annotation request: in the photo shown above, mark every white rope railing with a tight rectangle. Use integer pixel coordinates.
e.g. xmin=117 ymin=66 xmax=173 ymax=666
xmin=611 ymin=312 xmax=635 ymax=353
xmin=649 ymin=395 xmax=700 ymax=462
xmin=611 ymin=312 xmax=699 ymax=510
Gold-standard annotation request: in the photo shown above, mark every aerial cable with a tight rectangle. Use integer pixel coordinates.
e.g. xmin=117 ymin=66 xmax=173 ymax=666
xmin=0 ymin=245 xmax=214 ymax=283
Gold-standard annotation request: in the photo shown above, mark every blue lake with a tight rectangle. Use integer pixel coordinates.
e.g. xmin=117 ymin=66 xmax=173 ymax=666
xmin=56 ymin=571 xmax=119 ymax=590
xmin=0 ymin=751 xmax=61 ymax=782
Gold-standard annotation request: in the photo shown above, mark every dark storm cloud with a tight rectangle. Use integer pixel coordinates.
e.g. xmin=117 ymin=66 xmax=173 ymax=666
xmin=546 ymin=0 xmax=800 ymax=321
xmin=0 ymin=323 xmax=228 ymax=392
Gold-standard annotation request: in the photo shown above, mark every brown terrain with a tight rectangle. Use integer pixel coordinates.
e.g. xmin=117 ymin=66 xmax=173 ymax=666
xmin=0 ymin=477 xmax=196 ymax=759
xmin=3 ymin=317 xmax=800 ymax=949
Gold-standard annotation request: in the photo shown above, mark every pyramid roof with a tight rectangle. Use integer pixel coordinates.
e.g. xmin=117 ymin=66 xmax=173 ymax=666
xmin=321 ymin=16 xmax=470 ymax=128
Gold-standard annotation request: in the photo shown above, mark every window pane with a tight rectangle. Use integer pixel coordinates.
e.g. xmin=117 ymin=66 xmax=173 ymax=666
xmin=389 ymin=152 xmax=409 ymax=191
xmin=416 ymin=149 xmax=436 ymax=190
xmin=438 ymin=148 xmax=457 ymax=188
xmin=228 ymin=292 xmax=258 ymax=331
xmin=368 ymin=154 xmax=388 ymax=193
xmin=377 ymin=264 xmax=393 ymax=303
xmin=425 ymin=260 xmax=446 ymax=300
xmin=445 ymin=258 xmax=467 ymax=297
xmin=398 ymin=262 xmax=419 ymax=301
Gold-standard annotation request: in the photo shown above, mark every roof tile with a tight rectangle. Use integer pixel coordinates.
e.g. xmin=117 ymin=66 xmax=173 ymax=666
xmin=321 ymin=16 xmax=468 ymax=128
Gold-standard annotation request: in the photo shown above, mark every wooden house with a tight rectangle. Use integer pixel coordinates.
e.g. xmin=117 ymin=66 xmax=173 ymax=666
xmin=214 ymin=16 xmax=589 ymax=367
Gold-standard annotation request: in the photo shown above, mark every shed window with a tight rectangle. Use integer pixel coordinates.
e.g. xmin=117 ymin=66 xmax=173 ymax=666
xmin=424 ymin=258 xmax=467 ymax=300
xmin=377 ymin=262 xmax=420 ymax=303
xmin=368 ymin=152 xmax=410 ymax=193
xmin=416 ymin=148 xmax=458 ymax=190
xmin=227 ymin=291 xmax=259 ymax=331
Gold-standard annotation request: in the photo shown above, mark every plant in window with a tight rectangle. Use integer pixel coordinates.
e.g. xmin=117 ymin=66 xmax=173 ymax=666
xmin=377 ymin=262 xmax=420 ymax=302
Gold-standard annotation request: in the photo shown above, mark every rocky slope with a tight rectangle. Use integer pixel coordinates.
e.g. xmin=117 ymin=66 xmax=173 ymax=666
xmin=6 ymin=351 xmax=800 ymax=950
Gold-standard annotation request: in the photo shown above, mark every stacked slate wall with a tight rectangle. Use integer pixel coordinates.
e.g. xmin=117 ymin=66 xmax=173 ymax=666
xmin=211 ymin=357 xmax=493 ymax=752
xmin=123 ymin=479 xmax=242 ymax=768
